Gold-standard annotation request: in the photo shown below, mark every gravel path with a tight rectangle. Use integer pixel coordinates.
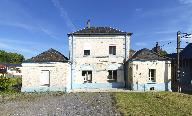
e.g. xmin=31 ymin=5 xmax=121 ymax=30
xmin=0 ymin=92 xmax=120 ymax=116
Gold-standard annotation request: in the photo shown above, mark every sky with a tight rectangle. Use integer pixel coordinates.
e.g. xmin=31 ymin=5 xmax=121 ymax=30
xmin=0 ymin=0 xmax=192 ymax=59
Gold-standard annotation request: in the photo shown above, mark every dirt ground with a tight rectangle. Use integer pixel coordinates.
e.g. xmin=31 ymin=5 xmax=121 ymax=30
xmin=0 ymin=92 xmax=120 ymax=116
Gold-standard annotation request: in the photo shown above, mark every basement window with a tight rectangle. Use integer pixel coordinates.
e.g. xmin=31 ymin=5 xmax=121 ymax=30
xmin=82 ymin=71 xmax=92 ymax=83
xmin=109 ymin=46 xmax=116 ymax=55
xmin=150 ymin=87 xmax=155 ymax=90
xmin=108 ymin=70 xmax=117 ymax=82
xmin=84 ymin=50 xmax=90 ymax=56
xmin=149 ymin=69 xmax=156 ymax=82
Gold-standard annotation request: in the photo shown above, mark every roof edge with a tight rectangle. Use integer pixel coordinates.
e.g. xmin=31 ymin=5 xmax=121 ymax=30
xmin=67 ymin=32 xmax=133 ymax=36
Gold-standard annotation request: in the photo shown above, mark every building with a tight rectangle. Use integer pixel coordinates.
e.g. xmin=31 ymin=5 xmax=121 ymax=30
xmin=6 ymin=64 xmax=22 ymax=77
xmin=68 ymin=22 xmax=132 ymax=89
xmin=127 ymin=48 xmax=172 ymax=91
xmin=179 ymin=43 xmax=192 ymax=92
xmin=21 ymin=48 xmax=71 ymax=92
xmin=0 ymin=64 xmax=6 ymax=76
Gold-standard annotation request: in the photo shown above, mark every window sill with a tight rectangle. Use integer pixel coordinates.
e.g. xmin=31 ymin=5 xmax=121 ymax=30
xmin=147 ymin=82 xmax=156 ymax=84
xmin=107 ymin=79 xmax=117 ymax=83
xmin=83 ymin=55 xmax=90 ymax=57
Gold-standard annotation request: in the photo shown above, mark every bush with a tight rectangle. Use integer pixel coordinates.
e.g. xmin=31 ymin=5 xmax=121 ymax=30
xmin=0 ymin=76 xmax=22 ymax=92
xmin=0 ymin=76 xmax=12 ymax=91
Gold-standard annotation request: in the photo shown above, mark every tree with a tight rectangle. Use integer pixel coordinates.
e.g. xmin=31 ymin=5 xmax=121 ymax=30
xmin=0 ymin=50 xmax=24 ymax=64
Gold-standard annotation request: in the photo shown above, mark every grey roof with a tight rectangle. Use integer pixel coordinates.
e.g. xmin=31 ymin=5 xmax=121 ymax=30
xmin=180 ymin=43 xmax=192 ymax=59
xmin=68 ymin=27 xmax=132 ymax=35
xmin=25 ymin=48 xmax=68 ymax=63
xmin=130 ymin=48 xmax=167 ymax=60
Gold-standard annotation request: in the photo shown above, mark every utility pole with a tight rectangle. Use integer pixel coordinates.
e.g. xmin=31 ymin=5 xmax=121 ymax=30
xmin=177 ymin=31 xmax=181 ymax=92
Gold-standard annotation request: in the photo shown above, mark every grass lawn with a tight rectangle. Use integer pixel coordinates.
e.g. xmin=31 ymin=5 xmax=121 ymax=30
xmin=113 ymin=92 xmax=192 ymax=116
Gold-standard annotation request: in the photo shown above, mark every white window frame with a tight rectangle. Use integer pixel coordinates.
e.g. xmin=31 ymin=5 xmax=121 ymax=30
xmin=82 ymin=70 xmax=92 ymax=83
xmin=109 ymin=46 xmax=116 ymax=55
xmin=39 ymin=70 xmax=50 ymax=86
xmin=108 ymin=70 xmax=117 ymax=82
xmin=149 ymin=69 xmax=156 ymax=82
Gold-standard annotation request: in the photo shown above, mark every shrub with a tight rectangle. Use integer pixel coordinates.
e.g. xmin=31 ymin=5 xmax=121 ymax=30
xmin=0 ymin=76 xmax=12 ymax=91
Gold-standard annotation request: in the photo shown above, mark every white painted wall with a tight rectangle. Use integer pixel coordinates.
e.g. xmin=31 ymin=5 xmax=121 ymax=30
xmin=128 ymin=60 xmax=171 ymax=84
xmin=69 ymin=35 xmax=131 ymax=84
xmin=21 ymin=62 xmax=70 ymax=89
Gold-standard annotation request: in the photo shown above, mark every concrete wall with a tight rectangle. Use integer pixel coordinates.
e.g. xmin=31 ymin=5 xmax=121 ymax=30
xmin=128 ymin=60 xmax=172 ymax=91
xmin=21 ymin=62 xmax=71 ymax=92
xmin=69 ymin=35 xmax=130 ymax=89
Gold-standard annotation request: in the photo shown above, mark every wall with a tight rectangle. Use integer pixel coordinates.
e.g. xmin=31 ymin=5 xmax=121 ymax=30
xmin=128 ymin=60 xmax=172 ymax=91
xmin=180 ymin=59 xmax=192 ymax=93
xmin=21 ymin=62 xmax=71 ymax=92
xmin=69 ymin=35 xmax=131 ymax=89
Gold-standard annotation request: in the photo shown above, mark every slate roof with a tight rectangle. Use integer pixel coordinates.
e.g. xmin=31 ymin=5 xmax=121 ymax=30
xmin=129 ymin=49 xmax=136 ymax=58
xmin=180 ymin=43 xmax=192 ymax=59
xmin=68 ymin=27 xmax=132 ymax=35
xmin=130 ymin=48 xmax=167 ymax=60
xmin=25 ymin=48 xmax=68 ymax=63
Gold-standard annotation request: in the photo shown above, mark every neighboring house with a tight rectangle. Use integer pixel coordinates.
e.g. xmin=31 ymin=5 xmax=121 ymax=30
xmin=6 ymin=64 xmax=22 ymax=77
xmin=127 ymin=48 xmax=172 ymax=91
xmin=21 ymin=48 xmax=71 ymax=92
xmin=68 ymin=22 xmax=132 ymax=89
xmin=0 ymin=64 xmax=6 ymax=76
xmin=179 ymin=43 xmax=192 ymax=92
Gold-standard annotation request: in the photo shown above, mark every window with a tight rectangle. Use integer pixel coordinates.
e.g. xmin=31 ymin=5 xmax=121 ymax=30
xmin=84 ymin=50 xmax=90 ymax=56
xmin=149 ymin=69 xmax=156 ymax=82
xmin=40 ymin=70 xmax=50 ymax=86
xmin=109 ymin=46 xmax=116 ymax=55
xmin=108 ymin=70 xmax=117 ymax=82
xmin=150 ymin=87 xmax=155 ymax=90
xmin=82 ymin=71 xmax=92 ymax=83
xmin=136 ymin=65 xmax=138 ymax=70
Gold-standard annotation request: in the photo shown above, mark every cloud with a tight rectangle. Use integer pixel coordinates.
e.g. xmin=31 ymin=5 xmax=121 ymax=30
xmin=179 ymin=0 xmax=192 ymax=4
xmin=135 ymin=8 xmax=142 ymax=12
xmin=0 ymin=20 xmax=36 ymax=31
xmin=135 ymin=42 xmax=147 ymax=46
xmin=51 ymin=0 xmax=76 ymax=31
xmin=154 ymin=30 xmax=176 ymax=34
xmin=39 ymin=26 xmax=60 ymax=40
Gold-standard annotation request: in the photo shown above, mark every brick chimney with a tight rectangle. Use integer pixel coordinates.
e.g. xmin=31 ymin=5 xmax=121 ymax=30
xmin=86 ymin=20 xmax=90 ymax=28
xmin=153 ymin=42 xmax=161 ymax=54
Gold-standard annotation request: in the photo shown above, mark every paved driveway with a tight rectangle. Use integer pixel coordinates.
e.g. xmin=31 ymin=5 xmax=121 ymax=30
xmin=0 ymin=92 xmax=120 ymax=116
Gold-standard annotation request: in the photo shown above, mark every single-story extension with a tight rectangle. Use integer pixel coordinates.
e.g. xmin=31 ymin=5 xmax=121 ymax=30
xmin=127 ymin=48 xmax=172 ymax=91
xmin=21 ymin=48 xmax=71 ymax=92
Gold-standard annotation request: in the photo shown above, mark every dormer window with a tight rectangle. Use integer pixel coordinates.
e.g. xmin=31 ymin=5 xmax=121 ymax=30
xmin=109 ymin=46 xmax=116 ymax=55
xmin=84 ymin=50 xmax=90 ymax=56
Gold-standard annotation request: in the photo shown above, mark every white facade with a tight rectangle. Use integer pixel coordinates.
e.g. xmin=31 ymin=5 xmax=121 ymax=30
xmin=69 ymin=34 xmax=131 ymax=89
xmin=21 ymin=62 xmax=71 ymax=92
xmin=128 ymin=60 xmax=172 ymax=91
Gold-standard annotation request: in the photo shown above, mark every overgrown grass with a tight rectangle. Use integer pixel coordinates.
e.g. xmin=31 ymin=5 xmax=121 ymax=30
xmin=113 ymin=92 xmax=192 ymax=116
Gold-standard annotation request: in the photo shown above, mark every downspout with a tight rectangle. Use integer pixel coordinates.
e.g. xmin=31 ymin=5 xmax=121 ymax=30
xmin=124 ymin=34 xmax=127 ymax=88
xmin=71 ymin=34 xmax=74 ymax=90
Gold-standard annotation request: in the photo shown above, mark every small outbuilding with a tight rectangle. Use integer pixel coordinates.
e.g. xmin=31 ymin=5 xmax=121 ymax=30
xmin=127 ymin=48 xmax=172 ymax=91
xmin=21 ymin=48 xmax=71 ymax=92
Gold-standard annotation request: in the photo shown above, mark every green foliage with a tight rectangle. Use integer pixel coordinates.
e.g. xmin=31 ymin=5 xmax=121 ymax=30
xmin=159 ymin=50 xmax=168 ymax=56
xmin=0 ymin=76 xmax=22 ymax=92
xmin=0 ymin=50 xmax=24 ymax=64
xmin=0 ymin=76 xmax=12 ymax=91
